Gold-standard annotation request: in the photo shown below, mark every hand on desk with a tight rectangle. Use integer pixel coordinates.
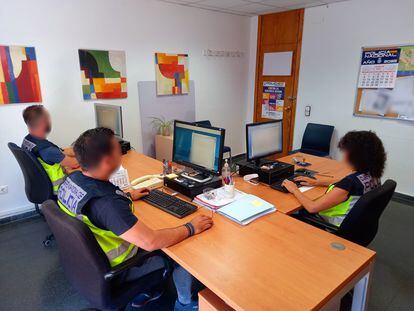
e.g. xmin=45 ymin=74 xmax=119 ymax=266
xmin=129 ymin=188 xmax=150 ymax=201
xmin=190 ymin=215 xmax=213 ymax=235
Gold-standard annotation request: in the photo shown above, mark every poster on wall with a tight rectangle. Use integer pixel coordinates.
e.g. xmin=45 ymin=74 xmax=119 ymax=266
xmin=357 ymin=48 xmax=400 ymax=89
xmin=155 ymin=53 xmax=189 ymax=96
xmin=261 ymin=81 xmax=285 ymax=120
xmin=0 ymin=45 xmax=42 ymax=104
xmin=398 ymin=46 xmax=414 ymax=77
xmin=78 ymin=49 xmax=127 ymax=100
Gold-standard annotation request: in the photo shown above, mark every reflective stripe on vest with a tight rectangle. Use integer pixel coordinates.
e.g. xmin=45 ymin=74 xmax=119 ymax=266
xmin=318 ymin=184 xmax=358 ymax=227
xmin=37 ymin=158 xmax=66 ymax=194
xmin=58 ymin=200 xmax=138 ymax=267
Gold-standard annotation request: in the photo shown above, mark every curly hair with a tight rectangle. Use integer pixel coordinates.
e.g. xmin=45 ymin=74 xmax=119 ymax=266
xmin=338 ymin=131 xmax=386 ymax=179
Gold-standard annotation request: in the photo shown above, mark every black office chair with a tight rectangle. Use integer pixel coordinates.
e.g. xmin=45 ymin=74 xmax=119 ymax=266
xmin=194 ymin=120 xmax=232 ymax=160
xmin=8 ymin=142 xmax=55 ymax=246
xmin=299 ymin=179 xmax=397 ymax=247
xmin=290 ymin=123 xmax=334 ymax=157
xmin=42 ymin=200 xmax=170 ymax=310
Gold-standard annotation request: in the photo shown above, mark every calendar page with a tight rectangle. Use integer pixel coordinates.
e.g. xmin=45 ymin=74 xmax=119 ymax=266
xmin=358 ymin=48 xmax=400 ymax=89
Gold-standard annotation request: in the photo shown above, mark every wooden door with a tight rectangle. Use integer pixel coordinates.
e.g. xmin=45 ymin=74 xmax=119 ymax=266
xmin=254 ymin=9 xmax=304 ymax=157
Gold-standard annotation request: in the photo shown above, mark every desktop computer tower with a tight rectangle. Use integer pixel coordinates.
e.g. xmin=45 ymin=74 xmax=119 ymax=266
xmin=237 ymin=160 xmax=294 ymax=185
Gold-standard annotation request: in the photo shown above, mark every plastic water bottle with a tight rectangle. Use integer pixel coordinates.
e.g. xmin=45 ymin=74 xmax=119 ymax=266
xmin=222 ymin=159 xmax=231 ymax=186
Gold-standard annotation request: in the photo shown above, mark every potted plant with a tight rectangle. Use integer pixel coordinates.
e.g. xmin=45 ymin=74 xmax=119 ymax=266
xmin=150 ymin=116 xmax=173 ymax=136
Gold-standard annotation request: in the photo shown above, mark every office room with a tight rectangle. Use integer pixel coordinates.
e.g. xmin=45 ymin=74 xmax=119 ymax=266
xmin=0 ymin=0 xmax=413 ymax=310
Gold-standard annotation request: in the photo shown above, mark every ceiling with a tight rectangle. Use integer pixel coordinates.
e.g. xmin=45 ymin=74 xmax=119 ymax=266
xmin=157 ymin=0 xmax=348 ymax=16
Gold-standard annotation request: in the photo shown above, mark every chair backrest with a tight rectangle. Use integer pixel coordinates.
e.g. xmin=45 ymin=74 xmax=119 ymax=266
xmin=338 ymin=179 xmax=397 ymax=246
xmin=42 ymin=200 xmax=112 ymax=306
xmin=301 ymin=123 xmax=334 ymax=155
xmin=194 ymin=120 xmax=212 ymax=127
xmin=8 ymin=142 xmax=54 ymax=204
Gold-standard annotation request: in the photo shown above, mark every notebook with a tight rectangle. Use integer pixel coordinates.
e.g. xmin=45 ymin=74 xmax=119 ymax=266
xmin=217 ymin=194 xmax=276 ymax=225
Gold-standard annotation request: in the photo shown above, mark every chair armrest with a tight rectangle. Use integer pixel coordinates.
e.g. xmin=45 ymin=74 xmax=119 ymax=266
xmin=300 ymin=214 xmax=339 ymax=233
xmin=104 ymin=249 xmax=166 ymax=281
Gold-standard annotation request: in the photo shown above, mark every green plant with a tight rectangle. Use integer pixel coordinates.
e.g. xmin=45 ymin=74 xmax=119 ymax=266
xmin=150 ymin=116 xmax=174 ymax=136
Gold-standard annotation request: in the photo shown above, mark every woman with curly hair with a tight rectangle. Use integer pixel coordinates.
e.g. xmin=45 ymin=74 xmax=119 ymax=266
xmin=282 ymin=130 xmax=387 ymax=226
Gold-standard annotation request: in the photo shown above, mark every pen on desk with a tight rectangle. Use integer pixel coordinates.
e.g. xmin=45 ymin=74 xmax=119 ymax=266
xmin=316 ymin=173 xmax=334 ymax=178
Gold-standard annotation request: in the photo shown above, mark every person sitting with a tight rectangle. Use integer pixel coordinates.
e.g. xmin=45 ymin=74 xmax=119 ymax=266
xmin=21 ymin=105 xmax=79 ymax=194
xmin=57 ymin=127 xmax=213 ymax=310
xmin=282 ymin=130 xmax=386 ymax=226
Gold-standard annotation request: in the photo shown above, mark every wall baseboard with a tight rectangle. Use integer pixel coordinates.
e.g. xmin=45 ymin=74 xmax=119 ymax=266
xmin=0 ymin=209 xmax=39 ymax=225
xmin=392 ymin=192 xmax=414 ymax=206
xmin=0 ymin=203 xmax=35 ymax=220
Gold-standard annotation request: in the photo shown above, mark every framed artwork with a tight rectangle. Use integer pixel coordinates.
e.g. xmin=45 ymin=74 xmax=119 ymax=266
xmin=78 ymin=49 xmax=127 ymax=100
xmin=0 ymin=45 xmax=42 ymax=104
xmin=155 ymin=53 xmax=189 ymax=95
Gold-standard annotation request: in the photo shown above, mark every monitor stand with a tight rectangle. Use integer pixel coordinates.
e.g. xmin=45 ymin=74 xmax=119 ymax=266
xmin=181 ymin=170 xmax=213 ymax=183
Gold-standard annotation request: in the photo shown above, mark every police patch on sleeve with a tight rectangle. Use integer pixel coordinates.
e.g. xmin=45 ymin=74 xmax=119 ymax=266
xmin=22 ymin=139 xmax=36 ymax=151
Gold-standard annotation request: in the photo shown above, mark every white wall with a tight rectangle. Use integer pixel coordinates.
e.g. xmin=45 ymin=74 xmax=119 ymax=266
xmin=0 ymin=0 xmax=252 ymax=218
xmin=294 ymin=0 xmax=414 ymax=196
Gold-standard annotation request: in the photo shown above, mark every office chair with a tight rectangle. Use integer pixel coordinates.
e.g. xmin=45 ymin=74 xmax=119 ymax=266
xmin=42 ymin=200 xmax=170 ymax=310
xmin=290 ymin=123 xmax=334 ymax=157
xmin=8 ymin=142 xmax=55 ymax=246
xmin=194 ymin=120 xmax=232 ymax=160
xmin=299 ymin=179 xmax=397 ymax=247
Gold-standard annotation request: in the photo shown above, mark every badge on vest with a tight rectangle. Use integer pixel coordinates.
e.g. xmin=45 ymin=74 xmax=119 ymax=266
xmin=58 ymin=178 xmax=87 ymax=213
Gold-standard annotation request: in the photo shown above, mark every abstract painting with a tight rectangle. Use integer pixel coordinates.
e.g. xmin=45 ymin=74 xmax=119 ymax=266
xmin=0 ymin=45 xmax=42 ymax=104
xmin=155 ymin=53 xmax=189 ymax=96
xmin=78 ymin=49 xmax=127 ymax=100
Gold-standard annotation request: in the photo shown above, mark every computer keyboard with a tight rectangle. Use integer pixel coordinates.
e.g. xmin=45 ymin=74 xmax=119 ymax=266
xmin=141 ymin=189 xmax=197 ymax=218
xmin=270 ymin=174 xmax=303 ymax=193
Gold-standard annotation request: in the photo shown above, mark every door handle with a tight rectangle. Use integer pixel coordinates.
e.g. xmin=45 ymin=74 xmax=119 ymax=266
xmin=284 ymin=106 xmax=292 ymax=111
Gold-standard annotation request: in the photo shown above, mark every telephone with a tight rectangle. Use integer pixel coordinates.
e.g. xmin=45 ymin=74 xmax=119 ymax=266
xmin=130 ymin=175 xmax=164 ymax=190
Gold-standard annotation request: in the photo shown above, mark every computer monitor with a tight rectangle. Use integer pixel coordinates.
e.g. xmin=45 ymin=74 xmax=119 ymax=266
xmin=246 ymin=120 xmax=283 ymax=164
xmin=173 ymin=120 xmax=225 ymax=176
xmin=95 ymin=103 xmax=123 ymax=138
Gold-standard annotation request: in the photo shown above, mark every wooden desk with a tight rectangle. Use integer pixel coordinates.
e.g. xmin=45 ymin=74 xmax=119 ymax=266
xmin=123 ymin=151 xmax=375 ymax=311
xmin=236 ymin=153 xmax=352 ymax=214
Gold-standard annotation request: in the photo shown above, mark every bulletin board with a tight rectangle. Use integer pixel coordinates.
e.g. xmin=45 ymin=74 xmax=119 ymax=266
xmin=354 ymin=45 xmax=414 ymax=122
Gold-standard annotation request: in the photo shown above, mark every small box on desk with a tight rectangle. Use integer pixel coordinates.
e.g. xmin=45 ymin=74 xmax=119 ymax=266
xmin=164 ymin=175 xmax=222 ymax=199
xmin=237 ymin=160 xmax=294 ymax=185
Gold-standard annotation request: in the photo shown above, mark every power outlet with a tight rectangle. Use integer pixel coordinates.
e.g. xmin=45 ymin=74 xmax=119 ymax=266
xmin=0 ymin=185 xmax=8 ymax=195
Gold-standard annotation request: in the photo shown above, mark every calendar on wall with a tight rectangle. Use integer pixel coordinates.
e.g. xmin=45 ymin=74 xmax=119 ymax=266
xmin=357 ymin=48 xmax=400 ymax=89
xmin=354 ymin=44 xmax=414 ymax=122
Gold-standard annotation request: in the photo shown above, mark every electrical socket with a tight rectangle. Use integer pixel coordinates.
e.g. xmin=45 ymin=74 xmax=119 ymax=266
xmin=0 ymin=185 xmax=8 ymax=195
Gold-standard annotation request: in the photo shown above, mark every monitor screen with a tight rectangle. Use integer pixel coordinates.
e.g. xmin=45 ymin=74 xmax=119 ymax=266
xmin=95 ymin=104 xmax=123 ymax=138
xmin=173 ymin=121 xmax=225 ymax=175
xmin=246 ymin=120 xmax=283 ymax=161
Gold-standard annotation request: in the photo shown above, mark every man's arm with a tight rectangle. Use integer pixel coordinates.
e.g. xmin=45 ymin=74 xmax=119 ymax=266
xmin=120 ymin=215 xmax=213 ymax=251
xmin=60 ymin=155 xmax=79 ymax=169
xmin=39 ymin=146 xmax=79 ymax=169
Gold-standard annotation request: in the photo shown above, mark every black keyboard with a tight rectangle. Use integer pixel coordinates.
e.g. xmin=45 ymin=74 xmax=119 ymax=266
xmin=271 ymin=174 xmax=303 ymax=193
xmin=142 ymin=189 xmax=197 ymax=218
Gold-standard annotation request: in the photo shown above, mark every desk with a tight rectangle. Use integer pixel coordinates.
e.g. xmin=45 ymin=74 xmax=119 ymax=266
xmin=235 ymin=153 xmax=352 ymax=214
xmin=123 ymin=151 xmax=374 ymax=310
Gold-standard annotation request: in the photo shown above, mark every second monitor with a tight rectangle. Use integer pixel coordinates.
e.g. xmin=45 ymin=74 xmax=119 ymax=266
xmin=246 ymin=120 xmax=283 ymax=165
xmin=173 ymin=120 xmax=225 ymax=182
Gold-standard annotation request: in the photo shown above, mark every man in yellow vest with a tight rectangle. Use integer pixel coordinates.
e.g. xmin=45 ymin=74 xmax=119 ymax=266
xmin=21 ymin=105 xmax=79 ymax=194
xmin=58 ymin=127 xmax=213 ymax=310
